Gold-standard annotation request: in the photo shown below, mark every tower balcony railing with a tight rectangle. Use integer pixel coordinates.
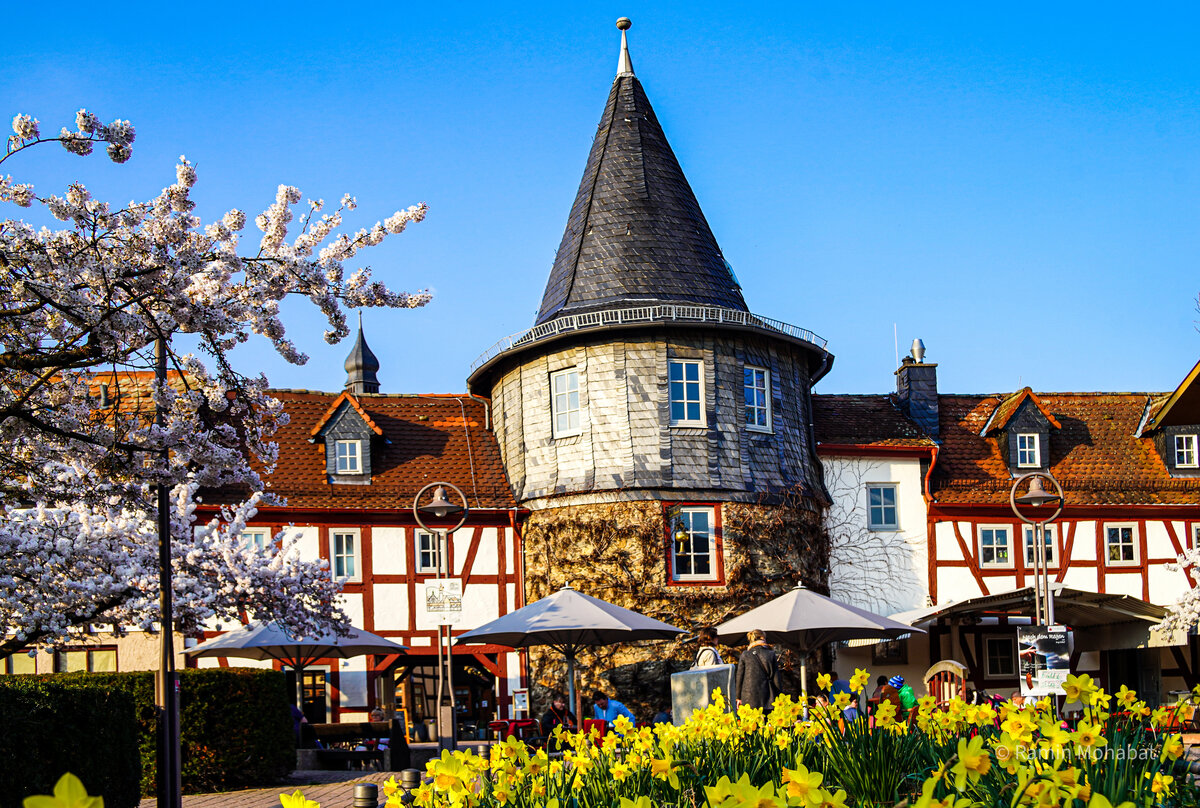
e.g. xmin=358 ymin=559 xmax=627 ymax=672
xmin=469 ymin=304 xmax=827 ymax=374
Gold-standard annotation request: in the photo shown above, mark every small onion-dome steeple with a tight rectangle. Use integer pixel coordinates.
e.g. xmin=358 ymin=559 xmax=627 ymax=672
xmin=344 ymin=316 xmax=381 ymax=394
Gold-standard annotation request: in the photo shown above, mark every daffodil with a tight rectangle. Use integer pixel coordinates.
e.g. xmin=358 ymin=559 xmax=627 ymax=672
xmin=781 ymin=763 xmax=824 ymax=807
xmin=619 ymin=798 xmax=654 ymax=808
xmin=991 ymin=732 xmax=1023 ymax=774
xmin=1160 ymin=733 xmax=1184 ymax=762
xmin=951 ymin=735 xmax=991 ymax=790
xmin=1115 ymin=684 xmax=1138 ymax=708
xmin=816 ymin=673 xmax=832 ymax=691
xmin=849 ymin=668 xmax=870 ymax=693
xmin=23 ymin=774 xmax=104 ymax=808
xmin=278 ymin=790 xmax=320 ymax=808
xmin=1063 ymin=673 xmax=1095 ymax=705
xmin=1073 ymin=721 xmax=1107 ymax=752
xmin=876 ymin=700 xmax=897 ymax=727
xmin=1086 ymin=794 xmax=1135 ymax=808
xmin=818 ymin=788 xmax=849 ymax=808
xmin=1149 ymin=772 xmax=1174 ymax=796
xmin=650 ymin=755 xmax=681 ymax=790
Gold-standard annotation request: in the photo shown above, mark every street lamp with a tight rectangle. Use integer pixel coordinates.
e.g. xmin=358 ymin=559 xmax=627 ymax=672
xmin=1009 ymin=472 xmax=1064 ymax=626
xmin=413 ymin=482 xmax=469 ymax=751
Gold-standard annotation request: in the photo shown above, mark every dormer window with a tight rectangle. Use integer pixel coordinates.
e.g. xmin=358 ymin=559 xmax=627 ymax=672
xmin=1175 ymin=434 xmax=1198 ymax=468
xmin=1016 ymin=433 xmax=1040 ymax=467
xmin=336 ymin=440 xmax=362 ymax=473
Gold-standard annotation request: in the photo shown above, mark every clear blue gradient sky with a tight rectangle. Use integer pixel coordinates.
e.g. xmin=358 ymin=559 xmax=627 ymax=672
xmin=7 ymin=2 xmax=1199 ymax=396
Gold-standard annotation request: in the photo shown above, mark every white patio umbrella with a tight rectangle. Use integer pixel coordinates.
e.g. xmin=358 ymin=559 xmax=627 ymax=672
xmin=455 ymin=584 xmax=685 ymax=722
xmin=185 ymin=621 xmax=408 ymax=707
xmin=715 ymin=584 xmax=924 ymax=712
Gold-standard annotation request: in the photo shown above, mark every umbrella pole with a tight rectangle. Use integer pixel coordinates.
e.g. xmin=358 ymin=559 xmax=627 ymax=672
xmin=800 ymin=654 xmax=808 ymax=720
xmin=566 ymin=652 xmax=580 ymax=728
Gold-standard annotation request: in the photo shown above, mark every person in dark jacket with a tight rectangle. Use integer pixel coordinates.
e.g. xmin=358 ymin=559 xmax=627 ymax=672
xmin=735 ymin=629 xmax=781 ymax=710
xmin=540 ymin=692 xmax=576 ymax=736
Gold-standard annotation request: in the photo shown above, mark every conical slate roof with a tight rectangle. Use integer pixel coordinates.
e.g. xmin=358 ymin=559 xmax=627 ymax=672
xmin=535 ymin=58 xmax=747 ymax=324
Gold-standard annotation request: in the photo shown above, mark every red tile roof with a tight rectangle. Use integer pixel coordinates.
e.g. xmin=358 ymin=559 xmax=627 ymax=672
xmin=814 ymin=391 xmax=1200 ymax=506
xmin=309 ymin=392 xmax=384 ymax=438
xmin=812 ymin=395 xmax=935 ymax=449
xmin=933 ymin=393 xmax=1200 ymax=506
xmin=238 ymin=390 xmax=516 ymax=511
xmin=981 ymin=387 xmax=1062 ymax=434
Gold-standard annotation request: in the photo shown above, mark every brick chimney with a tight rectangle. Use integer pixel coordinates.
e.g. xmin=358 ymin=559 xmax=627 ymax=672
xmin=895 ymin=339 xmax=939 ymax=437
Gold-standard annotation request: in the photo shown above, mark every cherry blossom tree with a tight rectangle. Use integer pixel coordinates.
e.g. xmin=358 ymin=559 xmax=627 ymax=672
xmin=0 ymin=110 xmax=431 ymax=655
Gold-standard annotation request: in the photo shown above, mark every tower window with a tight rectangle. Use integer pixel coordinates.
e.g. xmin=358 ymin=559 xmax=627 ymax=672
xmin=744 ymin=366 xmax=771 ymax=431
xmin=669 ymin=360 xmax=704 ymax=426
xmin=551 ymin=368 xmax=581 ymax=438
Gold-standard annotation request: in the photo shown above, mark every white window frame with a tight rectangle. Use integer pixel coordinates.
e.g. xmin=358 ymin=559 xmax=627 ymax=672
xmin=335 ymin=439 xmax=363 ymax=474
xmin=1104 ymin=523 xmax=1139 ymax=567
xmin=1016 ymin=433 xmax=1040 ymax=468
xmin=550 ymin=368 xmax=582 ymax=439
xmin=978 ymin=525 xmax=1013 ymax=569
xmin=670 ymin=506 xmax=718 ymax=582
xmin=416 ymin=530 xmax=446 ymax=574
xmin=332 ymin=528 xmax=361 ymax=581
xmin=866 ymin=484 xmax=899 ymax=531
xmin=1175 ymin=434 xmax=1198 ymax=468
xmin=1022 ymin=524 xmax=1058 ymax=568
xmin=668 ymin=359 xmax=705 ymax=427
xmin=984 ymin=636 xmax=1017 ymax=678
xmin=743 ymin=366 xmax=772 ymax=432
xmin=242 ymin=529 xmax=271 ymax=555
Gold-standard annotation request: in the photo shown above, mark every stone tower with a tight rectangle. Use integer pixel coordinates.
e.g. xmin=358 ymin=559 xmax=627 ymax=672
xmin=466 ymin=20 xmax=833 ymax=710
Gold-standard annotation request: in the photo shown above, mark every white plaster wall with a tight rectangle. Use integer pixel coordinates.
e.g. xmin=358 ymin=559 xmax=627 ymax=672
xmin=1104 ymin=574 xmax=1143 ymax=598
xmin=1146 ymin=521 xmax=1176 ymax=560
xmin=291 ymin=525 xmax=320 ymax=562
xmin=939 ymin=567 xmax=986 ymax=600
xmin=338 ymin=657 xmax=368 ymax=709
xmin=372 ymin=527 xmax=407 ymax=576
xmin=507 ymin=583 xmax=518 ymax=611
xmin=935 ymin=522 xmax=964 ymax=562
xmin=341 ymin=593 xmax=364 ymax=628
xmin=1148 ymin=565 xmax=1190 ymax=607
xmin=1072 ymin=522 xmax=1097 ymax=561
xmin=471 ymin=528 xmax=499 ymax=575
xmin=372 ymin=584 xmax=411 ymax=631
xmin=823 ymin=455 xmax=928 ymax=614
xmin=1061 ymin=566 xmax=1099 ymax=592
xmin=987 ymin=576 xmax=1017 ymax=593
xmin=458 ymin=585 xmax=500 ymax=631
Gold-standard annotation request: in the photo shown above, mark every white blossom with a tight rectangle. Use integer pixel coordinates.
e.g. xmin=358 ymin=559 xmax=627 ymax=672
xmin=0 ymin=108 xmax=431 ymax=654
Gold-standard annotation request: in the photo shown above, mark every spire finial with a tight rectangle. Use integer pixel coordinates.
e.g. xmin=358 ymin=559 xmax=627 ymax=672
xmin=616 ymin=18 xmax=634 ymax=77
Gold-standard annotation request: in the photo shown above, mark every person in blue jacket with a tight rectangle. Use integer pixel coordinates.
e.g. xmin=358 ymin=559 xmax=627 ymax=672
xmin=592 ymin=690 xmax=636 ymax=726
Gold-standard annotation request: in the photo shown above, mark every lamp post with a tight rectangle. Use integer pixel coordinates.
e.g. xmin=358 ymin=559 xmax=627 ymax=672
xmin=1009 ymin=472 xmax=1064 ymax=626
xmin=154 ymin=336 xmax=182 ymax=808
xmin=413 ymin=482 xmax=469 ymax=751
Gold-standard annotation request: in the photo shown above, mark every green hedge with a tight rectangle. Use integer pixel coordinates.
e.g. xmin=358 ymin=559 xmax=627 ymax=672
xmin=0 ymin=676 xmax=141 ymax=808
xmin=0 ymin=668 xmax=294 ymax=803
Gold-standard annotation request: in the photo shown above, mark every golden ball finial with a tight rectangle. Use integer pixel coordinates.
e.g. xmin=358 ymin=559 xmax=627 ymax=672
xmin=616 ymin=17 xmax=632 ymax=31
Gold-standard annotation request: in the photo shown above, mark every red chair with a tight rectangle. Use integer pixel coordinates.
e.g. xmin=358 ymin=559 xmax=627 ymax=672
xmin=488 ymin=718 xmax=541 ymax=742
xmin=581 ymin=718 xmax=607 ymax=745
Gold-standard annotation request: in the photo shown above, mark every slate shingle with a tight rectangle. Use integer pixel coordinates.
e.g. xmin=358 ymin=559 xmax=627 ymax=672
xmin=535 ymin=74 xmax=747 ymax=324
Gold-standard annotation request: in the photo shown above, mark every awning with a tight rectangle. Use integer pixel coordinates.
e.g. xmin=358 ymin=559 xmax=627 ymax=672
xmin=888 ymin=584 xmax=1167 ymax=629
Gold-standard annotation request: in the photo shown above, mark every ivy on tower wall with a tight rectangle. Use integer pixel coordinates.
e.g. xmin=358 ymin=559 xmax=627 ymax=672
xmin=521 ymin=496 xmax=827 ymax=719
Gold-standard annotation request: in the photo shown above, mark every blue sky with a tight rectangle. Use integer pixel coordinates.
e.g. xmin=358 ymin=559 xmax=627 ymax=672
xmin=7 ymin=2 xmax=1200 ymax=396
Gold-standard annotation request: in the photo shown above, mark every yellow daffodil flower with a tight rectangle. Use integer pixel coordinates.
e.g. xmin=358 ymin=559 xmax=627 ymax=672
xmin=278 ymin=790 xmax=320 ymax=808
xmin=816 ymin=673 xmax=832 ymax=692
xmin=849 ymin=668 xmax=870 ymax=693
xmin=1161 ymin=733 xmax=1184 ymax=762
xmin=951 ymin=735 xmax=992 ymax=790
xmin=781 ymin=763 xmax=824 ymax=807
xmin=1063 ymin=673 xmax=1095 ymax=705
xmin=23 ymin=774 xmax=104 ymax=808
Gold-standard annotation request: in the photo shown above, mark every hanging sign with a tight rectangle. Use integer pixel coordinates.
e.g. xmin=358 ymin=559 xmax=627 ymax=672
xmin=420 ymin=578 xmax=464 ymax=626
xmin=1017 ymin=624 xmax=1070 ymax=697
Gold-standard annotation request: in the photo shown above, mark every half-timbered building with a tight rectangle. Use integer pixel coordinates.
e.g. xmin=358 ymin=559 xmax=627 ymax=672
xmin=194 ymin=328 xmax=529 ymax=732
xmin=822 ymin=346 xmax=1200 ymax=703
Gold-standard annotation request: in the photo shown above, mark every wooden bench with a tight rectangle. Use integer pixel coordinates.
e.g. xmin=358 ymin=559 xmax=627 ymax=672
xmin=298 ymin=720 xmax=411 ymax=771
